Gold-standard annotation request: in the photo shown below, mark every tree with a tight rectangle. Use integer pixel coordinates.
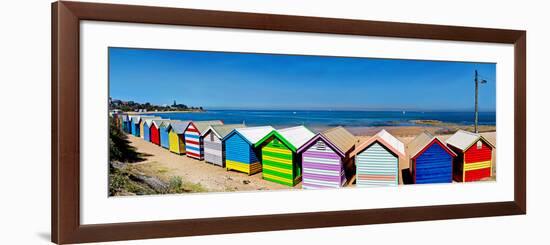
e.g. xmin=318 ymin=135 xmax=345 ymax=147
xmin=109 ymin=117 xmax=142 ymax=162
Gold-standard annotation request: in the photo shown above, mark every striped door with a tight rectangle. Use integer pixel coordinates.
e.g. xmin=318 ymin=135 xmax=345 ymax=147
xmin=302 ymin=140 xmax=344 ymax=189
xmin=356 ymin=142 xmax=398 ymax=187
xmin=185 ymin=125 xmax=203 ymax=160
xmin=204 ymin=132 xmax=223 ymax=166
xmin=262 ymin=138 xmax=297 ymax=186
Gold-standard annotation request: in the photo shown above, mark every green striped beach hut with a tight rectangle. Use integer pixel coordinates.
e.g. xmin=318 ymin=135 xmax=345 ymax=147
xmin=256 ymin=126 xmax=315 ymax=187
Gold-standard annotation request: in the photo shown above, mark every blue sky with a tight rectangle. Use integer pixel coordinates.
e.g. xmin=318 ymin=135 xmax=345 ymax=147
xmin=109 ymin=47 xmax=496 ymax=111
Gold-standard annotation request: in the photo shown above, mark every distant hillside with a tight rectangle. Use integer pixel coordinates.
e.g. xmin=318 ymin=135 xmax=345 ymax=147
xmin=109 ymin=98 xmax=203 ymax=112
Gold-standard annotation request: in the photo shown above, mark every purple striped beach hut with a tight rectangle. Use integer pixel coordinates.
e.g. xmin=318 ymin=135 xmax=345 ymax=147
xmin=297 ymin=127 xmax=358 ymax=189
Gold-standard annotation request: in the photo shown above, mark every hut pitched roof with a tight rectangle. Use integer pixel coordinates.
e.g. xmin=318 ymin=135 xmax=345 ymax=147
xmin=137 ymin=115 xmax=157 ymax=124
xmin=446 ymin=130 xmax=495 ymax=151
xmin=204 ymin=124 xmax=246 ymax=139
xmin=353 ymin=129 xmax=405 ymax=158
xmin=151 ymin=119 xmax=170 ymax=128
xmin=277 ymin=126 xmax=316 ymax=149
xmin=144 ymin=117 xmax=162 ymax=127
xmin=159 ymin=120 xmax=179 ymax=128
xmin=129 ymin=115 xmax=140 ymax=123
xmin=169 ymin=121 xmax=191 ymax=134
xmin=189 ymin=120 xmax=224 ymax=134
xmin=406 ymin=131 xmax=456 ymax=158
xmin=320 ymin=126 xmax=357 ymax=154
xmin=226 ymin=126 xmax=275 ymax=145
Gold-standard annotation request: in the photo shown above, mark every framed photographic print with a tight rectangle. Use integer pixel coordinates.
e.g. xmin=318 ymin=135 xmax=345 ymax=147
xmin=51 ymin=1 xmax=526 ymax=244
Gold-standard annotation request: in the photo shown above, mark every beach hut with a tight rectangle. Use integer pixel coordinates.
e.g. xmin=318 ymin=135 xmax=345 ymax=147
xmin=139 ymin=116 xmax=157 ymax=139
xmin=296 ymin=126 xmax=358 ymax=189
xmin=202 ymin=124 xmax=245 ymax=167
xmin=151 ymin=119 xmax=170 ymax=146
xmin=168 ymin=121 xmax=191 ymax=155
xmin=129 ymin=115 xmax=141 ymax=137
xmin=159 ymin=120 xmax=177 ymax=149
xmin=117 ymin=114 xmax=124 ymax=131
xmin=119 ymin=114 xmax=129 ymax=133
xmin=184 ymin=120 xmax=224 ymax=160
xmin=123 ymin=115 xmax=132 ymax=134
xmin=406 ymin=132 xmax=457 ymax=184
xmin=353 ymin=129 xmax=405 ymax=187
xmin=223 ymin=126 xmax=275 ymax=175
xmin=143 ymin=117 xmax=161 ymax=142
xmin=256 ymin=126 xmax=315 ymax=187
xmin=446 ymin=130 xmax=495 ymax=182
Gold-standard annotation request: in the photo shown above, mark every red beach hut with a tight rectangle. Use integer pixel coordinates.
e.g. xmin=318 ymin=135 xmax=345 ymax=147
xmin=150 ymin=119 xmax=169 ymax=146
xmin=446 ymin=130 xmax=495 ymax=182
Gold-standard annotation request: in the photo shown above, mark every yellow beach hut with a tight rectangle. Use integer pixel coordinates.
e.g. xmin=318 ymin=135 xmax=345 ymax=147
xmin=168 ymin=121 xmax=191 ymax=154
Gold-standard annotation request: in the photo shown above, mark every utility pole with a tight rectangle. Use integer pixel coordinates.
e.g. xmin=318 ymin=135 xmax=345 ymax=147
xmin=474 ymin=70 xmax=479 ymax=133
xmin=474 ymin=70 xmax=487 ymax=133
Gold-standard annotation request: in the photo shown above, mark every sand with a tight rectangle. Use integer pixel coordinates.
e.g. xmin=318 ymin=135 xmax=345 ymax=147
xmin=126 ymin=135 xmax=300 ymax=193
xmin=123 ymin=129 xmax=496 ymax=193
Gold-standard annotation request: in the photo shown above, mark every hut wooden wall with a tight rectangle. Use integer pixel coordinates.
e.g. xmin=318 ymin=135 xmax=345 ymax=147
xmin=204 ymin=131 xmax=224 ymax=167
xmin=160 ymin=126 xmax=170 ymax=149
xmin=126 ymin=120 xmax=132 ymax=134
xmin=225 ymin=133 xmax=261 ymax=175
xmin=143 ymin=124 xmax=151 ymax=142
xmin=412 ymin=142 xmax=453 ymax=184
xmin=184 ymin=124 xmax=203 ymax=160
xmin=122 ymin=119 xmax=129 ymax=133
xmin=261 ymin=138 xmax=300 ymax=187
xmin=131 ymin=120 xmax=139 ymax=137
xmin=168 ymin=130 xmax=185 ymax=154
xmin=463 ymin=140 xmax=492 ymax=182
xmin=150 ymin=124 xmax=161 ymax=146
xmin=139 ymin=121 xmax=146 ymax=139
xmin=356 ymin=142 xmax=398 ymax=187
xmin=302 ymin=139 xmax=344 ymax=189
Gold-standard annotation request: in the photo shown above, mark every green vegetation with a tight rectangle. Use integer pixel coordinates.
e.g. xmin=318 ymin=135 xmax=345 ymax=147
xmin=109 ymin=167 xmax=157 ymax=196
xmin=109 ymin=117 xmax=144 ymax=162
xmin=109 ymin=97 xmax=203 ymax=112
xmin=181 ymin=180 xmax=208 ymax=193
xmin=109 ymin=118 xmax=209 ymax=196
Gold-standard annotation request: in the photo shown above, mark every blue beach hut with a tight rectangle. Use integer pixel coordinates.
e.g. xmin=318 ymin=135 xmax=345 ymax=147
xmin=119 ymin=114 xmax=129 ymax=133
xmin=129 ymin=116 xmax=141 ymax=137
xmin=223 ymin=126 xmax=274 ymax=175
xmin=407 ymin=131 xmax=457 ymax=184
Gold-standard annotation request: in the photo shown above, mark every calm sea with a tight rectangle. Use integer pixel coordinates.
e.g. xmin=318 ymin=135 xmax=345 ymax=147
xmin=148 ymin=110 xmax=496 ymax=129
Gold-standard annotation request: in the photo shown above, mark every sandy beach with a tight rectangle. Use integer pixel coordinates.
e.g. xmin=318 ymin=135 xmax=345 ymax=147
xmin=125 ymin=135 xmax=301 ymax=192
xmin=119 ymin=127 xmax=496 ymax=193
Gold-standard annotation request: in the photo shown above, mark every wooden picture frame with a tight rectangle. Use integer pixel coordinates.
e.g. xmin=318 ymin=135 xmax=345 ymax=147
xmin=51 ymin=1 xmax=526 ymax=244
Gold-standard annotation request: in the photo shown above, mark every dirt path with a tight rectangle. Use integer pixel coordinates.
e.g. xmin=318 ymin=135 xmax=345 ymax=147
xmin=126 ymin=135 xmax=300 ymax=193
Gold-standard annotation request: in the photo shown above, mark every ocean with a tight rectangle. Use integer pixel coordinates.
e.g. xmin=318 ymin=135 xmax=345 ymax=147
xmin=148 ymin=110 xmax=496 ymax=129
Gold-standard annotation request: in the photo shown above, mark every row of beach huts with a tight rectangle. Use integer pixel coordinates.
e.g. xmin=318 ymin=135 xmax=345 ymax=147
xmin=113 ymin=113 xmax=494 ymax=189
